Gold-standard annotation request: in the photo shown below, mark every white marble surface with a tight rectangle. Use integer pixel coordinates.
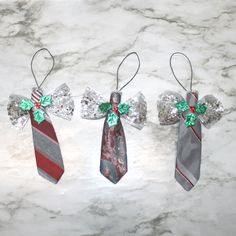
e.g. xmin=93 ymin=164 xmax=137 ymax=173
xmin=0 ymin=0 xmax=236 ymax=235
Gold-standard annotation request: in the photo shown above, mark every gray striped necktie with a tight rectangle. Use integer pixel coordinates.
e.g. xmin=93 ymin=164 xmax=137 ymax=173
xmin=175 ymin=91 xmax=201 ymax=191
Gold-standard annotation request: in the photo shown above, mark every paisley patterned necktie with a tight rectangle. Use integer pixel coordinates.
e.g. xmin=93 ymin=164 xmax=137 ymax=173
xmin=100 ymin=92 xmax=128 ymax=183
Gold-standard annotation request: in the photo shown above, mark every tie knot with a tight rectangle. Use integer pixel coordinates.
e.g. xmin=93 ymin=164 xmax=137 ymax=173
xmin=31 ymin=88 xmax=43 ymax=102
xmin=186 ymin=91 xmax=198 ymax=106
xmin=110 ymin=91 xmax=121 ymax=105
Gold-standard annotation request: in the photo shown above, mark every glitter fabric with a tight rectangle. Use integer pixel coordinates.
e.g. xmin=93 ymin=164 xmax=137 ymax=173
xmin=198 ymin=95 xmax=224 ymax=129
xmin=158 ymin=91 xmax=223 ymax=128
xmin=122 ymin=92 xmax=147 ymax=130
xmin=81 ymin=87 xmax=107 ymax=119
xmin=81 ymin=88 xmax=147 ymax=129
xmin=157 ymin=91 xmax=184 ymax=125
xmin=7 ymin=95 xmax=29 ymax=129
xmin=47 ymin=83 xmax=74 ymax=120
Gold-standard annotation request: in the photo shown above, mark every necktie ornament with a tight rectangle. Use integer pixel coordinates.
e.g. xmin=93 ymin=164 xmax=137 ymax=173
xmin=157 ymin=52 xmax=224 ymax=191
xmin=81 ymin=52 xmax=147 ymax=184
xmin=7 ymin=48 xmax=74 ymax=184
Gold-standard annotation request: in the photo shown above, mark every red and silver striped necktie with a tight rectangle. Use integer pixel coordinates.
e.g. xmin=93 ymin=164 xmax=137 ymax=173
xmin=30 ymin=88 xmax=64 ymax=183
xmin=7 ymin=49 xmax=75 ymax=184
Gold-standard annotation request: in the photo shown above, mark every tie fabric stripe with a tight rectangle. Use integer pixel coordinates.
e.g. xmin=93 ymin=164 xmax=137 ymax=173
xmin=175 ymin=167 xmax=194 ymax=187
xmin=34 ymin=149 xmax=64 ymax=182
xmin=32 ymin=128 xmax=64 ymax=167
xmin=175 ymin=91 xmax=202 ymax=191
xmin=29 ymin=89 xmax=64 ymax=183
xmin=30 ymin=116 xmax=58 ymax=142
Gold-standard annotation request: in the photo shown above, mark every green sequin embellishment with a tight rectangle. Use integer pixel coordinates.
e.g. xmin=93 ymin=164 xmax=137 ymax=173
xmin=175 ymin=100 xmax=189 ymax=112
xmin=99 ymin=103 xmax=112 ymax=112
xmin=107 ymin=112 xmax=119 ymax=127
xmin=40 ymin=95 xmax=52 ymax=107
xmin=195 ymin=103 xmax=207 ymax=114
xmin=18 ymin=95 xmax=52 ymax=124
xmin=118 ymin=103 xmax=129 ymax=115
xmin=99 ymin=102 xmax=129 ymax=127
xmin=185 ymin=113 xmax=197 ymax=127
xmin=33 ymin=109 xmax=45 ymax=124
xmin=19 ymin=100 xmax=34 ymax=111
xmin=176 ymin=100 xmax=207 ymax=127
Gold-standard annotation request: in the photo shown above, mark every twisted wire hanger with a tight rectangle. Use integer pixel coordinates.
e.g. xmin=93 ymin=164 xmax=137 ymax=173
xmin=116 ymin=52 xmax=140 ymax=91
xmin=169 ymin=52 xmax=193 ymax=92
xmin=31 ymin=48 xmax=55 ymax=89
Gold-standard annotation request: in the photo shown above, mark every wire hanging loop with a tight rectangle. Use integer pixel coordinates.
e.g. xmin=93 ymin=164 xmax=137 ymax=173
xmin=30 ymin=48 xmax=55 ymax=89
xmin=116 ymin=52 xmax=140 ymax=91
xmin=169 ymin=52 xmax=193 ymax=92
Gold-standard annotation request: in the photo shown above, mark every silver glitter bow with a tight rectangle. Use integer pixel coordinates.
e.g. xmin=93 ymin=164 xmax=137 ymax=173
xmin=157 ymin=90 xmax=224 ymax=128
xmin=81 ymin=87 xmax=147 ymax=129
xmin=7 ymin=83 xmax=74 ymax=128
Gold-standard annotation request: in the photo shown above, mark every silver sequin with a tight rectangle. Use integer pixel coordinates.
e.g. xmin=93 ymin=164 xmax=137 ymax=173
xmin=81 ymin=87 xmax=107 ymax=119
xmin=7 ymin=95 xmax=29 ymax=129
xmin=81 ymin=88 xmax=147 ymax=129
xmin=122 ymin=92 xmax=147 ymax=130
xmin=47 ymin=83 xmax=74 ymax=120
xmin=198 ymin=95 xmax=224 ymax=129
xmin=157 ymin=91 xmax=184 ymax=125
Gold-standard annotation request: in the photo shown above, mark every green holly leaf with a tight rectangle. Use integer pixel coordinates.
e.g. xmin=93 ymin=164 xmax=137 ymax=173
xmin=99 ymin=102 xmax=112 ymax=112
xmin=40 ymin=95 xmax=52 ymax=107
xmin=185 ymin=113 xmax=197 ymax=127
xmin=195 ymin=103 xmax=207 ymax=114
xmin=33 ymin=109 xmax=45 ymax=124
xmin=118 ymin=103 xmax=129 ymax=115
xmin=175 ymin=100 xmax=189 ymax=112
xmin=107 ymin=112 xmax=119 ymax=127
xmin=18 ymin=100 xmax=34 ymax=111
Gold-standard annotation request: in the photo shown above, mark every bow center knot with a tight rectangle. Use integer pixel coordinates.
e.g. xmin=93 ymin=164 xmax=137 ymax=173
xmin=112 ymin=106 xmax=119 ymax=114
xmin=34 ymin=101 xmax=41 ymax=109
xmin=190 ymin=106 xmax=196 ymax=113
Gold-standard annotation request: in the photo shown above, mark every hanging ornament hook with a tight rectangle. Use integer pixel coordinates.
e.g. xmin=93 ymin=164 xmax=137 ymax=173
xmin=116 ymin=52 xmax=140 ymax=91
xmin=31 ymin=48 xmax=55 ymax=89
xmin=169 ymin=52 xmax=193 ymax=92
